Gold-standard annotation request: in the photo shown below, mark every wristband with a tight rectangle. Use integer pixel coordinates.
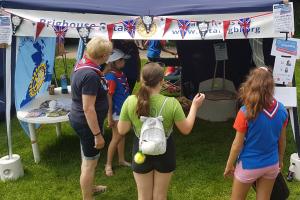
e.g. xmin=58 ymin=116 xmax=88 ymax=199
xmin=94 ymin=132 xmax=101 ymax=136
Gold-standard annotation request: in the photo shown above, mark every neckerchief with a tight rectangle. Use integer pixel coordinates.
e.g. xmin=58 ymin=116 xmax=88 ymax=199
xmin=110 ymin=68 xmax=130 ymax=94
xmin=74 ymin=55 xmax=107 ymax=90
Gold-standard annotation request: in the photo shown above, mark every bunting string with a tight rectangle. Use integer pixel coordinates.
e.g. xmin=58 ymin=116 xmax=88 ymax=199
xmin=3 ymin=10 xmax=275 ymax=40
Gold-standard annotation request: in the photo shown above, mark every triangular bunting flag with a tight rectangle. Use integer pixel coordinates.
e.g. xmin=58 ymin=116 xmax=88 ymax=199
xmin=53 ymin=25 xmax=68 ymax=43
xmin=107 ymin=24 xmax=115 ymax=40
xmin=196 ymin=21 xmax=209 ymax=40
xmin=238 ymin=18 xmax=251 ymax=38
xmin=34 ymin=22 xmax=45 ymax=41
xmin=223 ymin=20 xmax=230 ymax=40
xmin=163 ymin=18 xmax=172 ymax=36
xmin=140 ymin=16 xmax=154 ymax=33
xmin=53 ymin=25 xmax=68 ymax=56
xmin=122 ymin=19 xmax=137 ymax=38
xmin=76 ymin=27 xmax=91 ymax=46
xmin=11 ymin=14 xmax=23 ymax=35
xmin=177 ymin=19 xmax=190 ymax=39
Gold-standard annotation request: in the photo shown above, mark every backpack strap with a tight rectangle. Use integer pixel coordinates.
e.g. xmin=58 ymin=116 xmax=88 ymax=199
xmin=157 ymin=97 xmax=169 ymax=117
xmin=158 ymin=97 xmax=173 ymax=138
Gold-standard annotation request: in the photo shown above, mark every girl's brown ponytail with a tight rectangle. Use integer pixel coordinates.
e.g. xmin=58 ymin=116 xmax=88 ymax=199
xmin=136 ymin=62 xmax=164 ymax=117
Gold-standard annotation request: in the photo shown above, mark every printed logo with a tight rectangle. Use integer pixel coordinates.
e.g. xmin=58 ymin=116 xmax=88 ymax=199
xmin=197 ymin=21 xmax=210 ymax=39
xmin=28 ymin=63 xmax=46 ymax=97
xmin=136 ymin=18 xmax=157 ymax=38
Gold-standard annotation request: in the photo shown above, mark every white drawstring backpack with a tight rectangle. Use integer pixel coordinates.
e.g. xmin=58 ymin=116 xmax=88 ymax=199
xmin=139 ymin=97 xmax=169 ymax=155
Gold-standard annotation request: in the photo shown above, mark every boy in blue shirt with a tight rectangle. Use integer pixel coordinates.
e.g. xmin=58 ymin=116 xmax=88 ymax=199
xmin=146 ymin=40 xmax=177 ymax=62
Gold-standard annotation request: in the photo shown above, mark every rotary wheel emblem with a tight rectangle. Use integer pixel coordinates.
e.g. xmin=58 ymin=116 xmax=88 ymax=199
xmin=136 ymin=19 xmax=157 ymax=38
xmin=28 ymin=63 xmax=46 ymax=97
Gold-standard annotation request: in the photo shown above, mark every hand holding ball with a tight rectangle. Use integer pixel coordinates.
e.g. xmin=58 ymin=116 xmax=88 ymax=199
xmin=134 ymin=151 xmax=146 ymax=164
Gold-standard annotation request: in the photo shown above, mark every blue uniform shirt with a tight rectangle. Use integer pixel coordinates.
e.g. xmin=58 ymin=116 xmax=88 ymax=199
xmin=105 ymin=70 xmax=130 ymax=115
xmin=234 ymin=100 xmax=288 ymax=169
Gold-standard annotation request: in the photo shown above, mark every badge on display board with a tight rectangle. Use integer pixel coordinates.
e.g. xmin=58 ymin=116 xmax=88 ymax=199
xmin=273 ymin=2 xmax=294 ymax=33
xmin=273 ymin=56 xmax=296 ymax=85
xmin=271 ymin=38 xmax=300 ymax=59
xmin=0 ymin=15 xmax=12 ymax=45
xmin=213 ymin=42 xmax=228 ymax=61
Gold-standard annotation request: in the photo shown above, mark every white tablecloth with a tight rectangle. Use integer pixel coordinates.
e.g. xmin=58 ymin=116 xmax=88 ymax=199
xmin=16 ymin=86 xmax=71 ymax=163
xmin=17 ymin=86 xmax=71 ymax=124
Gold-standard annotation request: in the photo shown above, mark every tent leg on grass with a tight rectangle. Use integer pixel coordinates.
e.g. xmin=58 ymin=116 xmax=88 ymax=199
xmin=0 ymin=43 xmax=24 ymax=181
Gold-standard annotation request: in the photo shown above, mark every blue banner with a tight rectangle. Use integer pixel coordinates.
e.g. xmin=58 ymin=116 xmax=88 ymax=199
xmin=14 ymin=37 xmax=56 ymax=134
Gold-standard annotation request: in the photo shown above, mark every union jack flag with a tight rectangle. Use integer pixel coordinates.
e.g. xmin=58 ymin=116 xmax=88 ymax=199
xmin=53 ymin=26 xmax=68 ymax=43
xmin=122 ymin=19 xmax=136 ymax=38
xmin=177 ymin=20 xmax=190 ymax=39
xmin=238 ymin=18 xmax=251 ymax=38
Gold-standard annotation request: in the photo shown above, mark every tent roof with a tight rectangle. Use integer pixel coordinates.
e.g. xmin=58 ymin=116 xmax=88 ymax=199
xmin=1 ymin=0 xmax=281 ymax=16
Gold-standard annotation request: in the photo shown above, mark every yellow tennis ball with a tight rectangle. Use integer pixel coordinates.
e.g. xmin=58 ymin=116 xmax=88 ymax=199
xmin=134 ymin=151 xmax=146 ymax=164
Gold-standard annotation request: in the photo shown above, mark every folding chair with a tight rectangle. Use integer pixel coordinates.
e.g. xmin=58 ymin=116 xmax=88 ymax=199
xmin=161 ymin=66 xmax=181 ymax=95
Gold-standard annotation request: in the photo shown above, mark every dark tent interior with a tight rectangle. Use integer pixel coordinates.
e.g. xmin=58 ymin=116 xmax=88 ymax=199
xmin=176 ymin=38 xmax=275 ymax=98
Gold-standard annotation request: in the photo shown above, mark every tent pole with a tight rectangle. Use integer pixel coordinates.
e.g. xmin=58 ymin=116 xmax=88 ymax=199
xmin=292 ymin=76 xmax=300 ymax=157
xmin=5 ymin=45 xmax=12 ymax=159
xmin=76 ymin=38 xmax=84 ymax=61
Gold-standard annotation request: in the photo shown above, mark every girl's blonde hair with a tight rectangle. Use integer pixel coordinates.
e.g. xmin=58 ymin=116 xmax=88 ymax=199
xmin=136 ymin=62 xmax=164 ymax=117
xmin=239 ymin=67 xmax=274 ymax=120
xmin=86 ymin=37 xmax=112 ymax=60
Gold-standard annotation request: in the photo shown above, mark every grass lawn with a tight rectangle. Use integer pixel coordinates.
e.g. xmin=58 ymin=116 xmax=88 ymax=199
xmin=0 ymin=60 xmax=300 ymax=199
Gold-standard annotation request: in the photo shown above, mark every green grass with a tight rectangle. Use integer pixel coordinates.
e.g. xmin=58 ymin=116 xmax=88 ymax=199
xmin=1 ymin=61 xmax=300 ymax=200
xmin=51 ymin=57 xmax=76 ymax=85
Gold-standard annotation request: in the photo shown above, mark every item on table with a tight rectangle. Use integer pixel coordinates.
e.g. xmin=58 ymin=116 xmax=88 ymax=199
xmin=48 ymin=84 xmax=55 ymax=95
xmin=60 ymin=74 xmax=68 ymax=94
xmin=49 ymin=100 xmax=57 ymax=111
xmin=25 ymin=108 xmax=47 ymax=118
xmin=39 ymin=100 xmax=51 ymax=109
xmin=56 ymin=99 xmax=72 ymax=111
xmin=47 ymin=108 xmax=69 ymax=117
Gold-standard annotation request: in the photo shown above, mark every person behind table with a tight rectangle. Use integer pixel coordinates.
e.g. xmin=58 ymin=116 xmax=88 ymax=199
xmin=69 ymin=37 xmax=112 ymax=200
xmin=224 ymin=67 xmax=288 ymax=200
xmin=104 ymin=49 xmax=131 ymax=176
xmin=113 ymin=40 xmax=141 ymax=94
xmin=146 ymin=40 xmax=177 ymax=62
xmin=117 ymin=62 xmax=205 ymax=200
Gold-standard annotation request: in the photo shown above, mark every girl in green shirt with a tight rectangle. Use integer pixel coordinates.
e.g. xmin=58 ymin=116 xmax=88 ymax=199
xmin=118 ymin=62 xmax=205 ymax=200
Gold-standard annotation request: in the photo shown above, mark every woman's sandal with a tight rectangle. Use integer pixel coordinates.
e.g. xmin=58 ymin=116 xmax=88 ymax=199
xmin=119 ymin=161 xmax=131 ymax=167
xmin=104 ymin=165 xmax=114 ymax=177
xmin=93 ymin=185 xmax=107 ymax=195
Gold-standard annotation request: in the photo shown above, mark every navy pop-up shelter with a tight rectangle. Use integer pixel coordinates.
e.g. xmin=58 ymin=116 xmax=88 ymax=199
xmin=1 ymin=0 xmax=299 ymax=158
xmin=0 ymin=0 xmax=284 ymax=15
